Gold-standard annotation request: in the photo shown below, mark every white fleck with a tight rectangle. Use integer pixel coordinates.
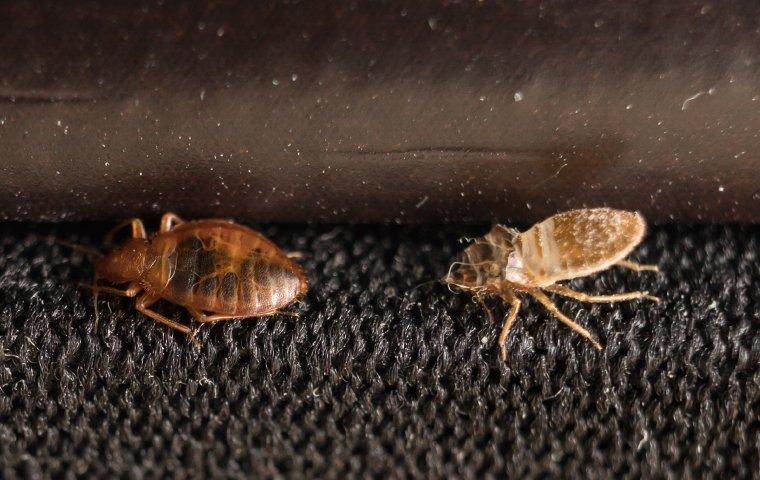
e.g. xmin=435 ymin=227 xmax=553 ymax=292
xmin=272 ymin=78 xmax=280 ymax=86
xmin=594 ymin=19 xmax=604 ymax=28
xmin=626 ymin=104 xmax=633 ymax=110
xmin=637 ymin=430 xmax=650 ymax=451
xmin=427 ymin=17 xmax=438 ymax=30
xmin=291 ymin=74 xmax=298 ymax=82
xmin=531 ymin=162 xmax=568 ymax=190
xmin=682 ymin=91 xmax=704 ymax=110
xmin=481 ymin=336 xmax=488 ymax=345
xmin=104 ymin=162 xmax=110 ymax=167
xmin=216 ymin=27 xmax=226 ymax=37
xmin=718 ymin=186 xmax=724 ymax=192
xmin=479 ymin=96 xmax=486 ymax=102
xmin=700 ymin=4 xmax=712 ymax=14
xmin=514 ymin=91 xmax=523 ymax=102
xmin=415 ymin=195 xmax=429 ymax=208
xmin=681 ymin=88 xmax=714 ymax=111
xmin=200 ymin=89 xmax=205 ymax=100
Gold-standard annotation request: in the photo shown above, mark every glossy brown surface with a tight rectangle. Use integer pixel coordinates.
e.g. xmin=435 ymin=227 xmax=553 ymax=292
xmin=88 ymin=214 xmax=307 ymax=341
xmin=144 ymin=220 xmax=307 ymax=316
xmin=1 ymin=1 xmax=758 ymax=223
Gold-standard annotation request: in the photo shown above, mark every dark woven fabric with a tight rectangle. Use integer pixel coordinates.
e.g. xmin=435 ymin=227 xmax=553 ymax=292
xmin=0 ymin=222 xmax=757 ymax=478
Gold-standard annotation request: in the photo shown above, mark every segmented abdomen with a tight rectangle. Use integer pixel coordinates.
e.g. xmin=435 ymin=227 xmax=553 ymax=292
xmin=145 ymin=223 xmax=306 ymax=315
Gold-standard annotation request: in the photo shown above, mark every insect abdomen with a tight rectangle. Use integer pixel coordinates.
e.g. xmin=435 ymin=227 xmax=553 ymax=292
xmin=145 ymin=223 xmax=306 ymax=315
xmin=514 ymin=208 xmax=646 ymax=284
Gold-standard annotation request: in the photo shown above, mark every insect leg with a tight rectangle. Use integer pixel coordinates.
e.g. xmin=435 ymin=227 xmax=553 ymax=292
xmin=615 ymin=259 xmax=659 ymax=273
xmin=104 ymin=218 xmax=147 ymax=244
xmin=185 ymin=307 xmax=248 ymax=323
xmin=474 ymin=293 xmax=494 ymax=323
xmin=529 ymin=289 xmax=603 ymax=350
xmin=79 ymin=281 xmax=142 ymax=332
xmin=160 ymin=212 xmax=186 ymax=232
xmin=497 ymin=294 xmax=522 ymax=361
xmin=131 ymin=220 xmax=147 ymax=239
xmin=545 ymin=284 xmax=660 ymax=303
xmin=135 ymin=294 xmax=199 ymax=347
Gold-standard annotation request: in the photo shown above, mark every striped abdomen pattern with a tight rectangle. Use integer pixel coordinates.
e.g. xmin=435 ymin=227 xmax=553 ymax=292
xmin=144 ymin=223 xmax=306 ymax=315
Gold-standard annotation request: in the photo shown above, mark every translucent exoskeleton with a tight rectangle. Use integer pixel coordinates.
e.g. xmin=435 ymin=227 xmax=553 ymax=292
xmin=80 ymin=213 xmax=308 ymax=346
xmin=444 ymin=208 xmax=660 ymax=360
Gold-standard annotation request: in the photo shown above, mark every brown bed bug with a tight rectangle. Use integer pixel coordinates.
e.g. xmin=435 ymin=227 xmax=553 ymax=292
xmin=84 ymin=213 xmax=308 ymax=344
xmin=443 ymin=207 xmax=660 ymax=360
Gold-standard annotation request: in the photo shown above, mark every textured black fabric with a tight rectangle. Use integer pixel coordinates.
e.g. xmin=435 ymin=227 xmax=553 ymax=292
xmin=0 ymin=222 xmax=757 ymax=478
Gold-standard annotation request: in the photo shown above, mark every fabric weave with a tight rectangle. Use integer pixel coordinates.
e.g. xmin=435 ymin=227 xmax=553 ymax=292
xmin=0 ymin=223 xmax=757 ymax=478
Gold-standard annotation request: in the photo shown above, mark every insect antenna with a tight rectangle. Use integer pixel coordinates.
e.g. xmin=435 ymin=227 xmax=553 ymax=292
xmin=57 ymin=239 xmax=105 ymax=332
xmin=405 ymin=256 xmax=494 ymax=298
xmin=442 ymin=260 xmax=497 ymax=295
xmin=92 ymin=272 xmax=100 ymax=332
xmin=443 ymin=260 xmax=469 ymax=282
xmin=56 ymin=240 xmax=104 ymax=259
xmin=406 ymin=278 xmax=443 ymax=294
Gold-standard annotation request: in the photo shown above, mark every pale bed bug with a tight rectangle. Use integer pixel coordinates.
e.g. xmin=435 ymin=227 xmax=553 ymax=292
xmin=81 ymin=213 xmax=308 ymax=345
xmin=443 ymin=208 xmax=660 ymax=360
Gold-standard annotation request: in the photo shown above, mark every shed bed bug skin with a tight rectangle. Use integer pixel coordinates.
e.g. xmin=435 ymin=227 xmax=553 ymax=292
xmin=85 ymin=213 xmax=308 ymax=344
xmin=444 ymin=208 xmax=660 ymax=360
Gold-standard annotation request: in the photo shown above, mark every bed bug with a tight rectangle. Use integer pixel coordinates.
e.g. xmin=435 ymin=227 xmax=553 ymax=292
xmin=443 ymin=207 xmax=660 ymax=360
xmin=82 ymin=213 xmax=308 ymax=344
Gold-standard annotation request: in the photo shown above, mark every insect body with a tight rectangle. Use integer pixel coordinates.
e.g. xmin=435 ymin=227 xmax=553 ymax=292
xmin=88 ymin=213 xmax=308 ymax=343
xmin=444 ymin=208 xmax=660 ymax=360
